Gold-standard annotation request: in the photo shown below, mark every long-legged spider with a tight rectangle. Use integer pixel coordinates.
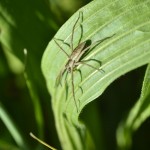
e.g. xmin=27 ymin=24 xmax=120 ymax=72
xmin=55 ymin=11 xmax=113 ymax=112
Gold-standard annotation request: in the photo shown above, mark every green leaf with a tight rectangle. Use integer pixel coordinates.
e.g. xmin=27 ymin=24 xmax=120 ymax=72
xmin=0 ymin=140 xmax=20 ymax=150
xmin=0 ymin=103 xmax=29 ymax=150
xmin=116 ymin=64 xmax=150 ymax=149
xmin=42 ymin=0 xmax=150 ymax=149
xmin=0 ymin=0 xmax=57 ymax=148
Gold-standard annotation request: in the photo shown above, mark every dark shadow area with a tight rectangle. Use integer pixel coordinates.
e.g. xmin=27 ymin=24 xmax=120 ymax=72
xmin=81 ymin=65 xmax=148 ymax=150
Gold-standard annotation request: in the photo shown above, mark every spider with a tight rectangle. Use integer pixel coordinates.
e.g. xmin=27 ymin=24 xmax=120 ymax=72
xmin=55 ymin=11 xmax=113 ymax=112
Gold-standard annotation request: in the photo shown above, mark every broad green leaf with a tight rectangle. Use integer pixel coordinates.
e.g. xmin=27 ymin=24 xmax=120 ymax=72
xmin=116 ymin=63 xmax=150 ymax=149
xmin=42 ymin=0 xmax=150 ymax=149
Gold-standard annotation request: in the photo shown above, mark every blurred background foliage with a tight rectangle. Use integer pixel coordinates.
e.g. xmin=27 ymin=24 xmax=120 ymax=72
xmin=0 ymin=0 xmax=150 ymax=150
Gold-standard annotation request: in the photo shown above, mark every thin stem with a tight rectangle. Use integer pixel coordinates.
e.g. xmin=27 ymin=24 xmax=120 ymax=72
xmin=30 ymin=132 xmax=57 ymax=150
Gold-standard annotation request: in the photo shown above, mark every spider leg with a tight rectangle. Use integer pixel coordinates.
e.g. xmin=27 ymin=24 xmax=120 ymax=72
xmin=55 ymin=67 xmax=66 ymax=87
xmin=54 ymin=38 xmax=70 ymax=58
xmin=79 ymin=34 xmax=116 ymax=59
xmin=54 ymin=38 xmax=71 ymax=48
xmin=71 ymin=67 xmax=79 ymax=112
xmin=76 ymin=61 xmax=104 ymax=73
xmin=81 ymin=59 xmax=102 ymax=66
xmin=71 ymin=11 xmax=83 ymax=51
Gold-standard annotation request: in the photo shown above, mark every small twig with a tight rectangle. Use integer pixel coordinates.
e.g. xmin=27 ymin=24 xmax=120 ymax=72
xmin=30 ymin=132 xmax=57 ymax=150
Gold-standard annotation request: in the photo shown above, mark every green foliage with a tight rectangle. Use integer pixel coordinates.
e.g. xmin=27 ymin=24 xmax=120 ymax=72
xmin=42 ymin=0 xmax=150 ymax=150
xmin=117 ymin=64 xmax=150 ymax=149
xmin=0 ymin=0 xmax=150 ymax=150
